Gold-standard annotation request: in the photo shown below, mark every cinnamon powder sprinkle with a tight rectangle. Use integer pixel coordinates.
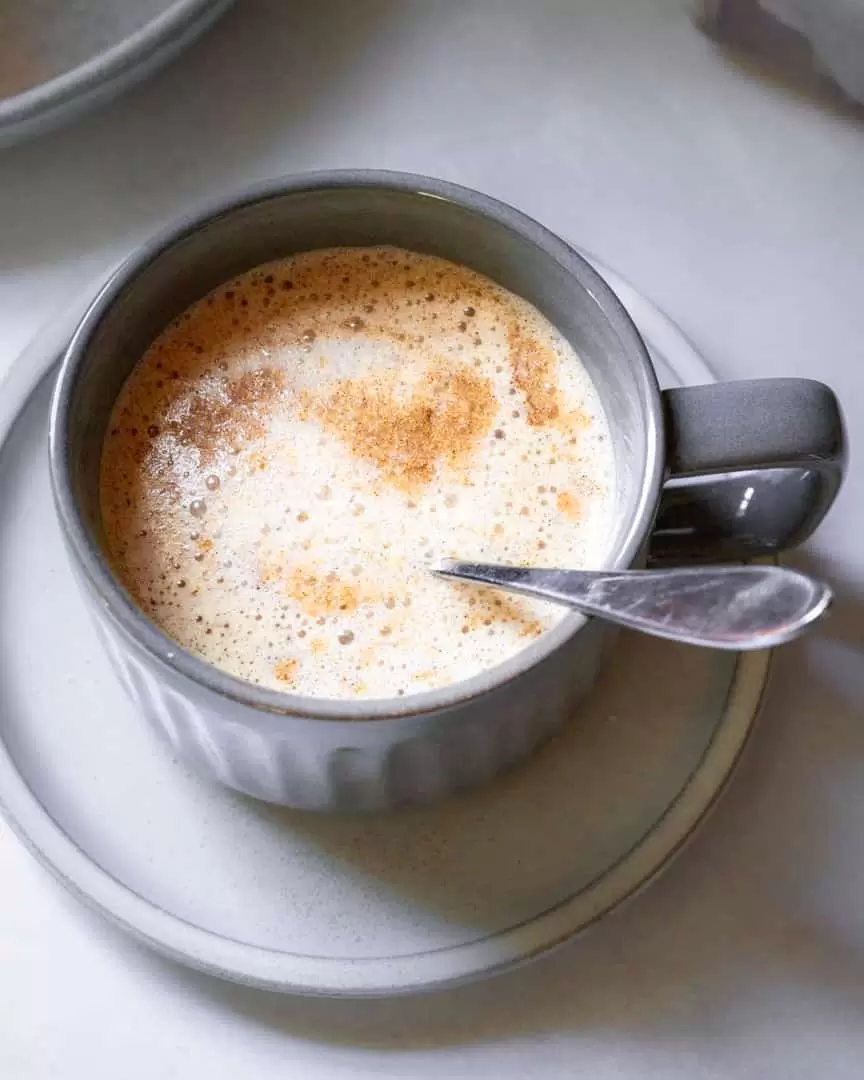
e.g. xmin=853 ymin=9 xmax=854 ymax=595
xmin=453 ymin=583 xmax=543 ymax=639
xmin=507 ymin=323 xmax=562 ymax=428
xmin=556 ymin=491 xmax=582 ymax=521
xmin=164 ymin=368 xmax=286 ymax=464
xmin=300 ymin=362 xmax=496 ymax=488
xmin=274 ymin=658 xmax=299 ymax=684
xmin=283 ymin=566 xmax=362 ymax=617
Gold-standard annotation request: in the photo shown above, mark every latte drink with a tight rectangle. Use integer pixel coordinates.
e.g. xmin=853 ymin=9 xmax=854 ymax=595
xmin=100 ymin=247 xmax=615 ymax=699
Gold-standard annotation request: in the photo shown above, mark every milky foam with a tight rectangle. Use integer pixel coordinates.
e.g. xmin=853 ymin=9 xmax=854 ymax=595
xmin=100 ymin=247 xmax=616 ymax=700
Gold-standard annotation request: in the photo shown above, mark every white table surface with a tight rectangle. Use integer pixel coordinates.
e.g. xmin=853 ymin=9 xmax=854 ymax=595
xmin=2 ymin=1 xmax=863 ymax=1076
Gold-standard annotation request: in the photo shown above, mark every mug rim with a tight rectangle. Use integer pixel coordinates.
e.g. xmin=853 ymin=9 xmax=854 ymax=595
xmin=49 ymin=169 xmax=664 ymax=722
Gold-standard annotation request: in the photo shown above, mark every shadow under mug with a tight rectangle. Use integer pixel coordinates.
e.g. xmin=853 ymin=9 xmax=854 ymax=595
xmin=49 ymin=171 xmax=846 ymax=811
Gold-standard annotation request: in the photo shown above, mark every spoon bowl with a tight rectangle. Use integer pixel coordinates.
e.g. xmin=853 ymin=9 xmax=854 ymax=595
xmin=433 ymin=560 xmax=831 ymax=650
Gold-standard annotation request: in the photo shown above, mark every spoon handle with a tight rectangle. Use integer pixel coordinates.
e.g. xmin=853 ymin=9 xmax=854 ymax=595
xmin=433 ymin=561 xmax=831 ymax=650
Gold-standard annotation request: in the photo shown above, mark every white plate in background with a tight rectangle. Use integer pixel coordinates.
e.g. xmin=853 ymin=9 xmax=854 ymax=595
xmin=0 ymin=0 xmax=234 ymax=147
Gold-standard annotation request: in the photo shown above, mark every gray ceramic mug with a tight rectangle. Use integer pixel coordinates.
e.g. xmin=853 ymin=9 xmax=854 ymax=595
xmin=49 ymin=171 xmax=845 ymax=811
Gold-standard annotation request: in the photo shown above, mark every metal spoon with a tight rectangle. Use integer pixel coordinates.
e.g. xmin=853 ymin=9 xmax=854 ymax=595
xmin=432 ymin=560 xmax=831 ymax=650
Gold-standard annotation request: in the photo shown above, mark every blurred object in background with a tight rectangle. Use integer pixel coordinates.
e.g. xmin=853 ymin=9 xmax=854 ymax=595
xmin=694 ymin=0 xmax=864 ymax=105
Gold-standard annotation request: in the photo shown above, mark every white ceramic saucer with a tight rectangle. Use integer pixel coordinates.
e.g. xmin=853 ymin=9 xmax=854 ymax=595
xmin=0 ymin=261 xmax=770 ymax=996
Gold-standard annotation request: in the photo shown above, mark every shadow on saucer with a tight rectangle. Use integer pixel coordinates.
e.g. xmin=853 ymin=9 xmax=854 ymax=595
xmin=59 ymin=548 xmax=864 ymax=1052
xmin=179 ymin=630 xmax=729 ymax=933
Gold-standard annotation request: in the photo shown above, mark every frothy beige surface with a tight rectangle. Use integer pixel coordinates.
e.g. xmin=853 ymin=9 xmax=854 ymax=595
xmin=100 ymin=247 xmax=615 ymax=699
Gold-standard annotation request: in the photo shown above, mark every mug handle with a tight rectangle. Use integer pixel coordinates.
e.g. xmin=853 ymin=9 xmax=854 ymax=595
xmin=648 ymin=379 xmax=846 ymax=566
